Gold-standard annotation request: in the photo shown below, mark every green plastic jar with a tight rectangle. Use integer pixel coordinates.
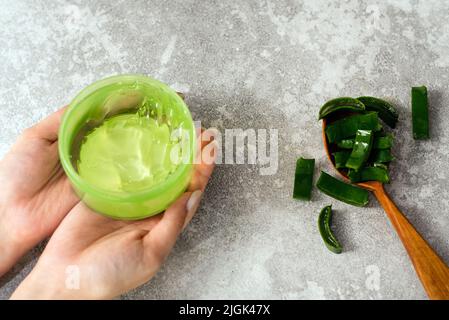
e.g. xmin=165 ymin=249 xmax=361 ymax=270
xmin=59 ymin=74 xmax=195 ymax=220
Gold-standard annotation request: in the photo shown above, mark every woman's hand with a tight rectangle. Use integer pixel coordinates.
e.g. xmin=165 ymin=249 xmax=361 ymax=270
xmin=10 ymin=132 xmax=217 ymax=299
xmin=0 ymin=108 xmax=79 ymax=276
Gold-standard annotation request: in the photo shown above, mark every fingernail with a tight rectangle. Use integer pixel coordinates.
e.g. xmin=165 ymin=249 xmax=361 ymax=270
xmin=184 ymin=190 xmax=203 ymax=229
xmin=187 ymin=190 xmax=203 ymax=213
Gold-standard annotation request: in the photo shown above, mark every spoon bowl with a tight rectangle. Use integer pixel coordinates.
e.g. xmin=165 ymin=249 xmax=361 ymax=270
xmin=322 ymin=118 xmax=380 ymax=191
xmin=322 ymin=115 xmax=449 ymax=299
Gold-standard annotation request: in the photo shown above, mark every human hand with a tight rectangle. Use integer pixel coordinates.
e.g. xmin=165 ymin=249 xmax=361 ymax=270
xmin=10 ymin=131 xmax=217 ymax=299
xmin=0 ymin=108 xmax=79 ymax=276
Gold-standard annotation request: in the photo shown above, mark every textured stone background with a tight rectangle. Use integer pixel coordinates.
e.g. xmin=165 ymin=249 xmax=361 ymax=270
xmin=1 ymin=0 xmax=448 ymax=299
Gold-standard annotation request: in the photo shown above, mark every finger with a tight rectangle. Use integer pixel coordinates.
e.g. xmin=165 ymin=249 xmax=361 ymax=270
xmin=26 ymin=107 xmax=67 ymax=142
xmin=195 ymin=127 xmax=219 ymax=160
xmin=143 ymin=193 xmax=191 ymax=264
xmin=200 ymin=127 xmax=219 ymax=149
xmin=183 ymin=189 xmax=203 ymax=229
xmin=189 ymin=139 xmax=218 ymax=192
xmin=133 ymin=213 xmax=163 ymax=231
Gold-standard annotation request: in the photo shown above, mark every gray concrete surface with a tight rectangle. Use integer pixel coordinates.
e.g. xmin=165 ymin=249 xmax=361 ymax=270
xmin=1 ymin=0 xmax=448 ymax=299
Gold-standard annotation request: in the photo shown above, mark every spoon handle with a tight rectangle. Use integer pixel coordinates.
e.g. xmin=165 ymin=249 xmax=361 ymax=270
xmin=373 ymin=185 xmax=449 ymax=299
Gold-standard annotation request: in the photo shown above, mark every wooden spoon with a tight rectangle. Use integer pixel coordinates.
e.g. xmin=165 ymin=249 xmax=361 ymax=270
xmin=322 ymin=118 xmax=449 ymax=300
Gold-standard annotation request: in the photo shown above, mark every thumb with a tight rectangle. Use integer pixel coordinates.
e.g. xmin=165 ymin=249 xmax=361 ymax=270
xmin=143 ymin=193 xmax=191 ymax=266
xmin=25 ymin=107 xmax=66 ymax=142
